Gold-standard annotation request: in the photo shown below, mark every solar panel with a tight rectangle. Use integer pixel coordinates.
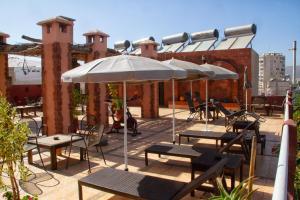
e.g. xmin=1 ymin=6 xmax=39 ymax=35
xmin=215 ymin=37 xmax=237 ymax=50
xmin=195 ymin=40 xmax=216 ymax=51
xmin=230 ymin=35 xmax=255 ymax=49
xmin=130 ymin=48 xmax=141 ymax=55
xmin=158 ymin=45 xmax=172 ymax=53
xmin=181 ymin=41 xmax=202 ymax=52
xmin=168 ymin=43 xmax=185 ymax=52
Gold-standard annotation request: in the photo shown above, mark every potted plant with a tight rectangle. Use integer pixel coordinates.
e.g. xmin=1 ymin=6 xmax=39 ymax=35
xmin=71 ymin=87 xmax=86 ymax=131
xmin=209 ymin=177 xmax=256 ymax=200
xmin=108 ymin=84 xmax=124 ymax=122
xmin=0 ymin=95 xmax=36 ymax=200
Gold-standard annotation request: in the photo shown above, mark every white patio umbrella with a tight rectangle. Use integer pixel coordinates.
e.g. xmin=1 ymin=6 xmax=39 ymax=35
xmin=62 ymin=55 xmax=187 ymax=170
xmin=199 ymin=63 xmax=239 ymax=131
xmin=163 ymin=58 xmax=215 ymax=143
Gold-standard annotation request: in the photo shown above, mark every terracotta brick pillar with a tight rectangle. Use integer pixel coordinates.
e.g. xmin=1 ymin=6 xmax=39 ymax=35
xmin=140 ymin=40 xmax=159 ymax=118
xmin=0 ymin=32 xmax=9 ymax=97
xmin=84 ymin=30 xmax=109 ymax=125
xmin=38 ymin=16 xmax=74 ymax=135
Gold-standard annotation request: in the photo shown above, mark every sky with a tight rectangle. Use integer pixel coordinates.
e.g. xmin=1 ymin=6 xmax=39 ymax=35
xmin=1 ymin=0 xmax=300 ymax=66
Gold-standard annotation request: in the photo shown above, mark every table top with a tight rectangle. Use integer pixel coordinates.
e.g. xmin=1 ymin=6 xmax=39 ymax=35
xmin=28 ymin=134 xmax=82 ymax=147
xmin=180 ymin=130 xmax=225 ymax=139
xmin=79 ymin=168 xmax=186 ymax=200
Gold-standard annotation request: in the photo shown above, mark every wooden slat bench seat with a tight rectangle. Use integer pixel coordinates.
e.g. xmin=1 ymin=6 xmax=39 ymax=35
xmin=78 ymin=159 xmax=228 ymax=200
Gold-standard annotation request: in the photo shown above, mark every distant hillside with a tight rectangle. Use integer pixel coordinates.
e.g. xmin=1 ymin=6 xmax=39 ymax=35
xmin=285 ymin=65 xmax=300 ymax=78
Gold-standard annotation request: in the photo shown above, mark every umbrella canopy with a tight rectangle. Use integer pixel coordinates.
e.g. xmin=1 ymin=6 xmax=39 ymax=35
xmin=199 ymin=63 xmax=239 ymax=80
xmin=62 ymin=55 xmax=186 ymax=83
xmin=62 ymin=55 xmax=187 ymax=171
xmin=198 ymin=63 xmax=239 ymax=131
xmin=163 ymin=58 xmax=215 ymax=79
xmin=162 ymin=58 xmax=215 ymax=143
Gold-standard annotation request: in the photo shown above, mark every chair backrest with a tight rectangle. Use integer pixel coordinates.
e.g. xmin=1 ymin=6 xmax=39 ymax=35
xmin=218 ymin=120 xmax=258 ymax=161
xmin=87 ymin=124 xmax=105 ymax=147
xmin=184 ymin=92 xmax=196 ymax=113
xmin=18 ymin=116 xmax=39 ymax=137
xmin=194 ymin=92 xmax=202 ymax=105
xmin=216 ymin=103 xmax=232 ymax=116
xmin=172 ymin=158 xmax=228 ymax=200
xmin=80 ymin=115 xmax=97 ymax=133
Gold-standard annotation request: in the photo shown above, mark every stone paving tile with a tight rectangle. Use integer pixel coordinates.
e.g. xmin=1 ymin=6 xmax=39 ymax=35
xmin=11 ymin=108 xmax=282 ymax=199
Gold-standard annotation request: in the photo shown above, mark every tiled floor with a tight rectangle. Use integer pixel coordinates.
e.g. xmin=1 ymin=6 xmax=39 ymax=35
xmin=14 ymin=107 xmax=283 ymax=199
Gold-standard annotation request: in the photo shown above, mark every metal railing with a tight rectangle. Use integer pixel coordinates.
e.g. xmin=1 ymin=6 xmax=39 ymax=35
xmin=272 ymin=90 xmax=296 ymax=200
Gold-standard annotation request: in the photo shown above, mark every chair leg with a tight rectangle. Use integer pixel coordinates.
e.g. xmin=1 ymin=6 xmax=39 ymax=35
xmin=98 ymin=145 xmax=107 ymax=165
xmin=66 ymin=143 xmax=73 ymax=169
xmin=85 ymin=148 xmax=91 ymax=173
xmin=37 ymin=146 xmax=45 ymax=169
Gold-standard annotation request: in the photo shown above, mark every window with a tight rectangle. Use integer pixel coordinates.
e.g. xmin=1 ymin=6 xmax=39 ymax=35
xmin=46 ymin=24 xmax=51 ymax=33
xmin=59 ymin=23 xmax=67 ymax=33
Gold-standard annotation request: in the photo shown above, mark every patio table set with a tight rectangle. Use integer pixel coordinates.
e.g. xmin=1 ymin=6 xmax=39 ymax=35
xmin=25 ymin=55 xmax=261 ymax=199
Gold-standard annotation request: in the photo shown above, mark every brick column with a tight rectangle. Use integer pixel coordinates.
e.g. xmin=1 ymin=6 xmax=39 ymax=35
xmin=0 ymin=32 xmax=9 ymax=97
xmin=140 ymin=40 xmax=159 ymax=118
xmin=37 ymin=16 xmax=75 ymax=135
xmin=84 ymin=30 xmax=109 ymax=125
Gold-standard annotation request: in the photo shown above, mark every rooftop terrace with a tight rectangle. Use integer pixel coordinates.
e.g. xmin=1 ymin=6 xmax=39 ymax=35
xmin=13 ymin=107 xmax=283 ymax=200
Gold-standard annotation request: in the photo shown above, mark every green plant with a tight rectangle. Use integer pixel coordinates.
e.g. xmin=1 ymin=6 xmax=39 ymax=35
xmin=0 ymin=95 xmax=31 ymax=200
xmin=72 ymin=87 xmax=86 ymax=117
xmin=293 ymin=92 xmax=300 ymax=199
xmin=209 ymin=177 xmax=256 ymax=200
xmin=108 ymin=84 xmax=123 ymax=111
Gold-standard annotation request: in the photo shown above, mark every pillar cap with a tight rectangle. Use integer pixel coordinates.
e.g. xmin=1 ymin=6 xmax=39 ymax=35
xmin=37 ymin=16 xmax=75 ymax=26
xmin=139 ymin=39 xmax=159 ymax=46
xmin=0 ymin=31 xmax=10 ymax=38
xmin=83 ymin=29 xmax=109 ymax=37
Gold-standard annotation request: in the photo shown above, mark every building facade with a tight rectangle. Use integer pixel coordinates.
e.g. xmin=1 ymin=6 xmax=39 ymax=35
xmin=258 ymin=53 xmax=287 ymax=95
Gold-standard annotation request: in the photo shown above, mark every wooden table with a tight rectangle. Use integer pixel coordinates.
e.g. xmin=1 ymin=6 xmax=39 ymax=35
xmin=28 ymin=134 xmax=82 ymax=170
xmin=178 ymin=130 xmax=226 ymax=148
xmin=15 ymin=104 xmax=42 ymax=118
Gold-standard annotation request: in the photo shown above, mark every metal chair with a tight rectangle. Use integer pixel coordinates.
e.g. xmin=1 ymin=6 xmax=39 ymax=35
xmin=19 ymin=116 xmax=45 ymax=168
xmin=66 ymin=124 xmax=107 ymax=173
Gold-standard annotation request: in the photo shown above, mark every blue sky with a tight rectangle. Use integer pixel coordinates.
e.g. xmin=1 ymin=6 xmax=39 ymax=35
xmin=1 ymin=0 xmax=299 ymax=66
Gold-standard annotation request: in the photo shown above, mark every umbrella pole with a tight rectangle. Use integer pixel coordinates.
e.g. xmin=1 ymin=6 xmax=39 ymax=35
xmin=205 ymin=79 xmax=208 ymax=131
xmin=123 ymin=81 xmax=128 ymax=171
xmin=245 ymin=88 xmax=248 ymax=111
xmin=172 ymin=79 xmax=176 ymax=144
xmin=190 ymin=80 xmax=193 ymax=99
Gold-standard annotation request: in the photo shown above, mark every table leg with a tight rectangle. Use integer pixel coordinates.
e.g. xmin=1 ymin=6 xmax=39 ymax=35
xmin=80 ymin=148 xmax=84 ymax=161
xmin=78 ymin=182 xmax=83 ymax=200
xmin=50 ymin=147 xmax=57 ymax=170
xmin=28 ymin=150 xmax=33 ymax=164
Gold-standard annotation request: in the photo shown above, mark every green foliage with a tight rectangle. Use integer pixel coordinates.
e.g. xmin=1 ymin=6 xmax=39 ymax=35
xmin=210 ymin=177 xmax=256 ymax=200
xmin=72 ymin=87 xmax=86 ymax=117
xmin=3 ymin=191 xmax=38 ymax=200
xmin=0 ymin=96 xmax=31 ymax=200
xmin=293 ymin=92 xmax=300 ymax=199
xmin=108 ymin=84 xmax=123 ymax=111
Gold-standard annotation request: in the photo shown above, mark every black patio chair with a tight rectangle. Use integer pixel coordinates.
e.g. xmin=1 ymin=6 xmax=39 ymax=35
xmin=19 ymin=116 xmax=45 ymax=168
xmin=194 ymin=91 xmax=217 ymax=120
xmin=215 ymin=102 xmax=246 ymax=126
xmin=184 ymin=92 xmax=202 ymax=121
xmin=66 ymin=124 xmax=107 ymax=173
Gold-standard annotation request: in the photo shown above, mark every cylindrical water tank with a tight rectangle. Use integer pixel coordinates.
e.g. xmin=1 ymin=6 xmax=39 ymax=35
xmin=191 ymin=29 xmax=219 ymax=41
xmin=132 ymin=36 xmax=155 ymax=49
xmin=162 ymin=32 xmax=189 ymax=45
xmin=224 ymin=24 xmax=256 ymax=37
xmin=114 ymin=40 xmax=130 ymax=50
